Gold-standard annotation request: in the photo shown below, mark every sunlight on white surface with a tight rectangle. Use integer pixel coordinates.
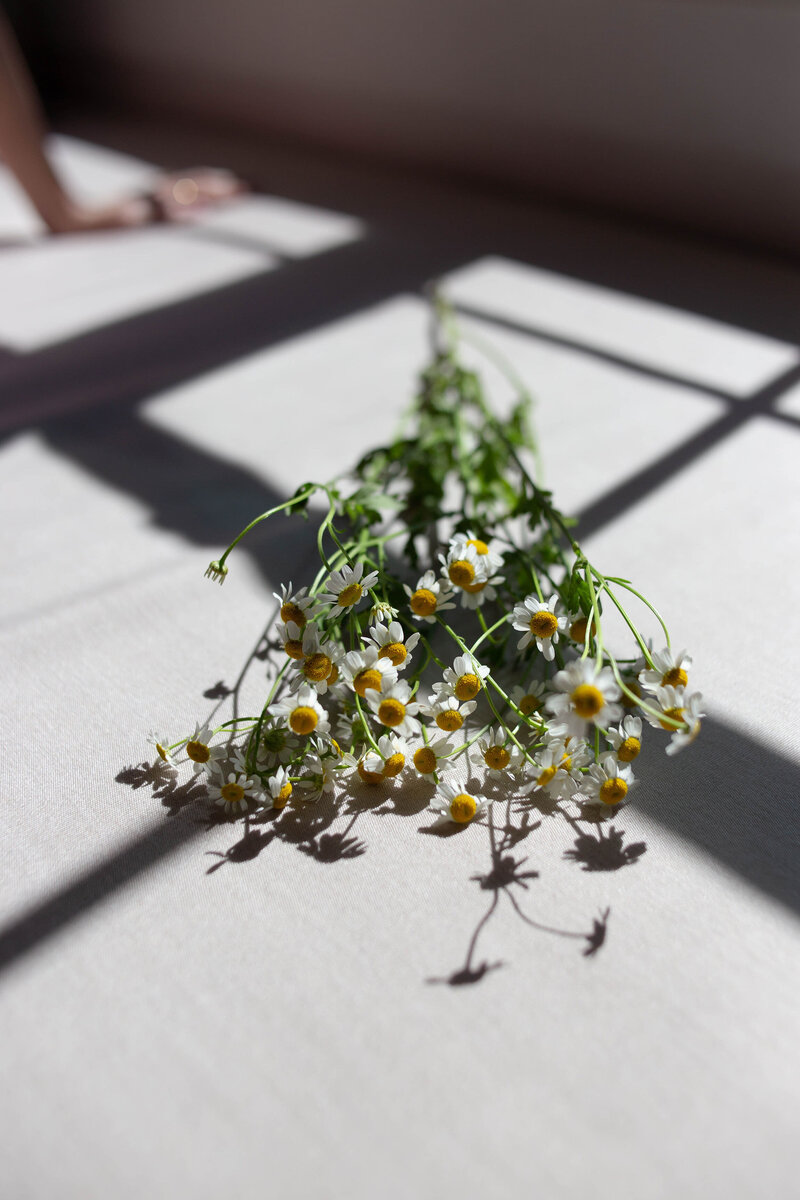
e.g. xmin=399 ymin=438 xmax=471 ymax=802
xmin=196 ymin=194 xmax=363 ymax=256
xmin=443 ymin=256 xmax=799 ymax=397
xmin=775 ymin=379 xmax=800 ymax=419
xmin=141 ymin=291 xmax=724 ymax=517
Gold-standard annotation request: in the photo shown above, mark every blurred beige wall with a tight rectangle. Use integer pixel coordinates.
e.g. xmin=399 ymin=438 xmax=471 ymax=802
xmin=54 ymin=0 xmax=800 ymax=250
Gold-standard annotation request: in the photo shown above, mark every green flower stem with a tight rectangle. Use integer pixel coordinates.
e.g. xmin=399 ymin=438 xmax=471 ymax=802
xmin=215 ymin=485 xmax=319 ymax=571
xmin=352 ymin=691 xmax=381 ymax=752
xmin=593 ymin=572 xmax=656 ymax=669
xmin=605 ymin=577 xmax=671 ymax=651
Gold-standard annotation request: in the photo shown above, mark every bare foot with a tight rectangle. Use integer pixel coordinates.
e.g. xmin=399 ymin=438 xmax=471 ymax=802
xmin=47 ymin=168 xmax=247 ymax=234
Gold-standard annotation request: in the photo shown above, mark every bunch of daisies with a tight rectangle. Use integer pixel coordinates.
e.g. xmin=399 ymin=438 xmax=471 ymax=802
xmin=150 ymin=306 xmax=702 ymax=826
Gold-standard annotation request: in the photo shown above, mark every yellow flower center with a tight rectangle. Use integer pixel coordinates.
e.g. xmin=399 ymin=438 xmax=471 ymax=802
xmin=338 ymin=582 xmax=363 ymax=608
xmin=463 ymin=579 xmax=488 ymax=595
xmin=327 ymin=663 xmax=339 ymax=686
xmin=382 ymin=753 xmax=405 ymax=778
xmin=569 ymin=617 xmax=596 ymax=643
xmin=467 ymin=538 xmax=489 ymax=555
xmin=618 ymin=736 xmax=641 ymax=762
xmin=410 ymin=588 xmax=438 ymax=617
xmin=186 ymin=740 xmax=210 ymax=763
xmin=518 ymin=693 xmax=541 ymax=716
xmin=537 ymin=765 xmax=557 ymax=787
xmin=378 ymin=698 xmax=406 ymax=727
xmin=354 ymin=668 xmax=383 ymax=696
xmin=331 ymin=739 xmax=342 ymax=757
xmin=379 ymin=641 xmax=408 ymax=666
xmin=659 ymin=705 xmax=684 ymax=731
xmin=436 ymin=710 xmax=464 ymax=732
xmin=599 ymin=777 xmax=628 ymax=805
xmin=280 ymin=601 xmax=306 ymax=628
xmin=304 ymin=652 xmax=333 ymax=682
xmin=662 ymin=666 xmax=688 ymax=689
xmin=221 ymin=782 xmax=245 ymax=804
xmin=289 ymin=706 xmax=319 ymax=735
xmin=274 ymin=782 xmax=292 ymax=808
xmin=571 ymin=684 xmax=605 ymax=718
xmin=529 ymin=610 xmax=558 ymax=638
xmin=561 ymin=754 xmax=572 ymax=771
xmin=155 ymin=742 xmax=169 ymax=762
xmin=284 ymin=639 xmax=305 ymax=660
xmin=357 ymin=759 xmax=383 ymax=785
xmin=484 ymin=745 xmax=510 ymax=771
xmin=454 ymin=673 xmax=481 ymax=702
xmin=450 ymin=793 xmax=478 ymax=823
xmin=448 ymin=559 xmax=476 ymax=588
xmin=414 ymin=747 xmax=437 ymax=774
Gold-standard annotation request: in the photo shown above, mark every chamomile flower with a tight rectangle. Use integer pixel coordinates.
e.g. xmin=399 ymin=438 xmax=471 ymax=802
xmin=577 ymin=754 xmax=635 ymax=808
xmin=366 ymin=680 xmax=421 ymax=738
xmin=404 ymin=570 xmax=456 ymax=623
xmin=299 ymin=738 xmax=341 ymax=796
xmin=432 ymin=654 xmax=491 ymax=703
xmin=431 ymin=779 xmax=489 ymax=825
xmin=147 ymin=731 xmax=178 ymax=770
xmin=643 ymin=686 xmax=704 ymax=754
xmin=510 ymin=593 xmax=566 ymax=659
xmin=271 ymin=686 xmax=331 ymax=739
xmin=257 ymin=721 xmax=298 ymax=768
xmin=510 ymin=681 xmax=548 ymax=721
xmin=546 ymin=660 xmax=622 ymax=734
xmin=183 ymin=722 xmax=227 ymax=776
xmin=364 ymin=620 xmax=420 ymax=670
xmin=448 ymin=528 xmax=505 ymax=573
xmin=318 ymin=562 xmax=378 ymax=618
xmin=265 ymin=766 xmax=294 ymax=809
xmin=607 ymin=715 xmax=643 ymax=763
xmin=362 ymin=733 xmax=408 ymax=780
xmin=208 ymin=766 xmax=264 ymax=815
xmin=277 ymin=620 xmax=306 ymax=661
xmin=411 ymin=734 xmax=453 ymax=776
xmin=639 ymin=648 xmax=693 ymax=695
xmin=440 ymin=543 xmax=500 ymax=609
xmin=524 ymin=738 xmax=586 ymax=800
xmin=426 ymin=694 xmax=477 ymax=735
xmin=339 ymin=645 xmax=398 ymax=697
xmin=471 ymin=727 xmax=523 ymax=776
xmin=565 ymin=611 xmax=596 ymax=647
xmin=272 ymin=583 xmax=316 ymax=630
xmin=369 ymin=600 xmax=399 ymax=624
xmin=290 ymin=626 xmax=342 ymax=695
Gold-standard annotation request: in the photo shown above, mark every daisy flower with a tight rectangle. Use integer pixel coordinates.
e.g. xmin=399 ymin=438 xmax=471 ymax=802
xmin=639 ymin=648 xmax=693 ymax=695
xmin=577 ymin=754 xmax=635 ymax=808
xmin=369 ymin=601 xmax=399 ymax=624
xmin=403 ymin=570 xmax=456 ymax=623
xmin=147 ymin=731 xmax=178 ymax=770
xmin=565 ymin=611 xmax=596 ymax=646
xmin=271 ymin=686 xmax=331 ymax=739
xmin=277 ymin=620 xmax=306 ymax=661
xmin=339 ymin=645 xmax=398 ymax=697
xmin=431 ymin=779 xmax=489 ymax=825
xmin=257 ymin=721 xmax=299 ymax=768
xmin=364 ymin=620 xmax=420 ymax=670
xmin=455 ymin=568 xmax=502 ymax=610
xmin=366 ymin=680 xmax=421 ymax=738
xmin=265 ymin=766 xmax=294 ymax=809
xmin=607 ymin=715 xmax=643 ymax=763
xmin=272 ymin=583 xmax=316 ymax=630
xmin=432 ymin=654 xmax=491 ymax=703
xmin=471 ymin=727 xmax=523 ymax=776
xmin=298 ymin=738 xmax=341 ymax=796
xmin=546 ymin=660 xmax=622 ymax=734
xmin=426 ymin=694 xmax=477 ymax=735
xmin=361 ymin=733 xmax=408 ymax=780
xmin=510 ymin=593 xmax=566 ymax=659
xmin=411 ymin=734 xmax=453 ymax=777
xmin=523 ymin=737 xmax=589 ymax=799
xmin=643 ymin=686 xmax=704 ymax=755
xmin=439 ymin=543 xmax=500 ymax=609
xmin=318 ymin=562 xmax=378 ymax=618
xmin=290 ymin=626 xmax=342 ymax=695
xmin=510 ymin=681 xmax=548 ymax=720
xmin=183 ymin=722 xmax=227 ymax=776
xmin=207 ymin=766 xmax=264 ymax=815
xmin=448 ymin=528 xmax=505 ymax=573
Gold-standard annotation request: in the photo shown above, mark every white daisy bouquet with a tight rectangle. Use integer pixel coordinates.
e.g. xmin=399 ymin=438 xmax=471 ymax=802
xmin=150 ymin=301 xmax=702 ymax=828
